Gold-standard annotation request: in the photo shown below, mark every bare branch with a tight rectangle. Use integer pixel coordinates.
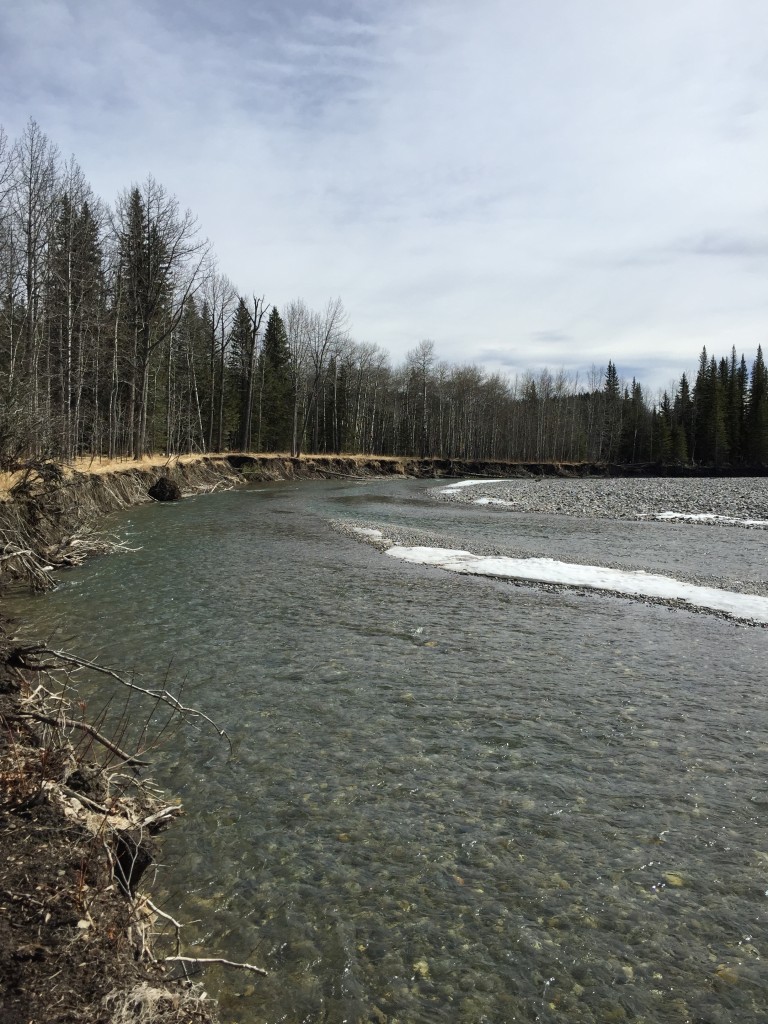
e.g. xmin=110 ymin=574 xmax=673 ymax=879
xmin=16 ymin=710 xmax=150 ymax=766
xmin=165 ymin=955 xmax=267 ymax=977
xmin=38 ymin=649 xmax=231 ymax=751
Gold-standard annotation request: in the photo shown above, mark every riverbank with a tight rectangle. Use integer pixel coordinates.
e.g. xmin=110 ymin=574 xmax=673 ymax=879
xmin=0 ymin=454 xmax=650 ymax=590
xmin=0 ymin=458 xmax=247 ymax=1023
xmin=0 ymin=630 xmax=222 ymax=1023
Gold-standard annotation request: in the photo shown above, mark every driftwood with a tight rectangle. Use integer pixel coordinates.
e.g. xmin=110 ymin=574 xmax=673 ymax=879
xmin=165 ymin=955 xmax=268 ymax=976
xmin=0 ymin=541 xmax=55 ymax=590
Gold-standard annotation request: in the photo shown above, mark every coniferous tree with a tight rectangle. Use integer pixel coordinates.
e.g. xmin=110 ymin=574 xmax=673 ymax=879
xmin=228 ymin=297 xmax=254 ymax=450
xmin=722 ymin=347 xmax=744 ymax=463
xmin=259 ymin=306 xmax=291 ymax=450
xmin=673 ymin=373 xmax=693 ymax=462
xmin=619 ymin=378 xmax=650 ymax=462
xmin=653 ymin=398 xmax=673 ymax=463
xmin=601 ymin=360 xmax=622 ymax=461
xmin=114 ymin=178 xmax=209 ymax=456
xmin=706 ymin=356 xmax=729 ymax=465
xmin=747 ymin=345 xmax=768 ymax=464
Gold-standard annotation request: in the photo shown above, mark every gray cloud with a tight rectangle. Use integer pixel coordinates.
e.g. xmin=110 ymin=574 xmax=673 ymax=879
xmin=1 ymin=0 xmax=768 ymax=392
xmin=680 ymin=232 xmax=768 ymax=259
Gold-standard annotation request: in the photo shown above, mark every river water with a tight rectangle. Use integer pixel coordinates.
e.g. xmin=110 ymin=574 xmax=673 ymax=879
xmin=10 ymin=479 xmax=768 ymax=1023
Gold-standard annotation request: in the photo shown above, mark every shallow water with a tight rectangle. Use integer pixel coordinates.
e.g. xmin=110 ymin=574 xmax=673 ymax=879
xmin=10 ymin=479 xmax=768 ymax=1023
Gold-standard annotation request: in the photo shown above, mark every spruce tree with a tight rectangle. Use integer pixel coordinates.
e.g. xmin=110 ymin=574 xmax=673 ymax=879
xmin=228 ymin=298 xmax=253 ymax=450
xmin=747 ymin=345 xmax=768 ymax=464
xmin=674 ymin=373 xmax=693 ymax=462
xmin=601 ymin=360 xmax=622 ymax=461
xmin=259 ymin=307 xmax=291 ymax=451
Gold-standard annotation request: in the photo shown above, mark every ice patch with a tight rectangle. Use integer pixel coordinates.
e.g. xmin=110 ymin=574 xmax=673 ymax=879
xmin=473 ymin=497 xmax=515 ymax=507
xmin=385 ymin=545 xmax=768 ymax=624
xmin=439 ymin=479 xmax=504 ymax=493
xmin=353 ymin=527 xmax=385 ymax=539
xmin=638 ymin=511 xmax=768 ymax=528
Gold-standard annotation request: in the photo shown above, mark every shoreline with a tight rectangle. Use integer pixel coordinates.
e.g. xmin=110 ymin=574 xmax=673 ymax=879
xmin=0 ymin=457 xmax=247 ymax=1024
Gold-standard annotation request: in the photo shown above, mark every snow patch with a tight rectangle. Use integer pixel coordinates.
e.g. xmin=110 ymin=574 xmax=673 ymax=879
xmin=351 ymin=527 xmax=395 ymax=544
xmin=638 ymin=511 xmax=768 ymax=528
xmin=438 ymin=479 xmax=504 ymax=493
xmin=384 ymin=545 xmax=768 ymax=624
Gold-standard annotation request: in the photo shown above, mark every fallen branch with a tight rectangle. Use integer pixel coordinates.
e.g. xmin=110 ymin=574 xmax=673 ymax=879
xmin=60 ymin=785 xmax=111 ymax=814
xmin=37 ymin=649 xmax=231 ymax=751
xmin=164 ymin=955 xmax=267 ymax=976
xmin=0 ymin=542 xmax=55 ymax=590
xmin=139 ymin=805 xmax=183 ymax=831
xmin=16 ymin=710 xmax=150 ymax=766
xmin=145 ymin=899 xmax=182 ymax=957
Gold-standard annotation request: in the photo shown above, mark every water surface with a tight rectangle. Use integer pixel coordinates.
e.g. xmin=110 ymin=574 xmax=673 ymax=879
xmin=11 ymin=479 xmax=768 ymax=1023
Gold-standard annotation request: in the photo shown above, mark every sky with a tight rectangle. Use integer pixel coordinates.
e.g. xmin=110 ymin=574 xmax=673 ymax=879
xmin=2 ymin=0 xmax=768 ymax=394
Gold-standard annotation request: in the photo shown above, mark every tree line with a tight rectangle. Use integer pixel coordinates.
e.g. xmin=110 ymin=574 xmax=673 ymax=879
xmin=1 ymin=119 xmax=767 ymax=469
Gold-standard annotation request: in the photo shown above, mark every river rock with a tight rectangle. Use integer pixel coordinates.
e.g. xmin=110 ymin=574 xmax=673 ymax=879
xmin=148 ymin=476 xmax=182 ymax=501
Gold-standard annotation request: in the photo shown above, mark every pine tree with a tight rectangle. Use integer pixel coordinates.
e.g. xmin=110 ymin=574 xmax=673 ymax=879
xmin=691 ymin=347 xmax=708 ymax=462
xmin=228 ymin=298 xmax=254 ymax=450
xmin=652 ymin=401 xmax=673 ymax=463
xmin=723 ymin=347 xmax=746 ymax=462
xmin=619 ymin=378 xmax=650 ymax=462
xmin=747 ymin=345 xmax=768 ymax=464
xmin=114 ymin=178 xmax=208 ymax=456
xmin=674 ymin=373 xmax=693 ymax=462
xmin=601 ymin=360 xmax=622 ymax=461
xmin=259 ymin=307 xmax=291 ymax=451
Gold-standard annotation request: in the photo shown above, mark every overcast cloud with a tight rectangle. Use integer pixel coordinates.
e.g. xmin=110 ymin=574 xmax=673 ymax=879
xmin=2 ymin=0 xmax=767 ymax=392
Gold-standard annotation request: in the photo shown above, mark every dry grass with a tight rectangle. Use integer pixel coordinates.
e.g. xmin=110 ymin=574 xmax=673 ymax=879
xmin=0 ymin=454 xmax=208 ymax=499
xmin=0 ymin=451 xmax=413 ymax=499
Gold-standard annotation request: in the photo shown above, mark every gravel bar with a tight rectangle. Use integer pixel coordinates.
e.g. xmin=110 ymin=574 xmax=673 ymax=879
xmin=433 ymin=477 xmax=768 ymax=525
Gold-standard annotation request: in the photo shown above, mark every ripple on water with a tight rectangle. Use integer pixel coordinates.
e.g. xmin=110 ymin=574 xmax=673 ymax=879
xmin=10 ymin=481 xmax=768 ymax=1023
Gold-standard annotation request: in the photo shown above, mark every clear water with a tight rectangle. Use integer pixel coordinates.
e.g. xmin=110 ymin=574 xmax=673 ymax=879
xmin=9 ymin=480 xmax=768 ymax=1023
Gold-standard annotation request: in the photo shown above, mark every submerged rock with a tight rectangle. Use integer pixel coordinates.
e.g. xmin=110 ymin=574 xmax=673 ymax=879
xmin=148 ymin=476 xmax=182 ymax=501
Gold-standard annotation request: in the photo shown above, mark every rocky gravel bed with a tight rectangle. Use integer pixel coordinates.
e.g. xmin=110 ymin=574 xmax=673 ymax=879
xmin=433 ymin=477 xmax=768 ymax=525
xmin=334 ymin=475 xmax=768 ymax=620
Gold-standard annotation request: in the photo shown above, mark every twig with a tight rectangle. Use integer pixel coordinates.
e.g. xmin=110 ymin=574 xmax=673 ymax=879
xmin=60 ymin=785 xmax=111 ymax=815
xmin=39 ymin=649 xmax=231 ymax=751
xmin=16 ymin=710 xmax=150 ymax=766
xmin=164 ymin=955 xmax=267 ymax=976
xmin=145 ymin=899 xmax=183 ymax=957
xmin=139 ymin=805 xmax=183 ymax=830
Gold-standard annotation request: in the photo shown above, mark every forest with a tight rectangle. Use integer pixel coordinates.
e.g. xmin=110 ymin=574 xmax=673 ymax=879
xmin=1 ymin=118 xmax=767 ymax=469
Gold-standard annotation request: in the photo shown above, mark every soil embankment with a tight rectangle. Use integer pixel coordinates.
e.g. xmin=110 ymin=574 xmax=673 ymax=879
xmin=0 ymin=453 xmax=650 ymax=588
xmin=0 ymin=457 xmax=246 ymax=1024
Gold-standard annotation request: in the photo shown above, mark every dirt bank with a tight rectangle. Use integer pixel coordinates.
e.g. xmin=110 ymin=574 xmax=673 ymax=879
xmin=226 ymin=454 xmax=768 ymax=481
xmin=226 ymin=454 xmax=612 ymax=480
xmin=0 ymin=459 xmax=245 ymax=1023
xmin=0 ymin=631 xmax=222 ymax=1023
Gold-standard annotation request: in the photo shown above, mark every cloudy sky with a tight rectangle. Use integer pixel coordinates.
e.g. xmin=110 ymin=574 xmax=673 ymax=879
xmin=2 ymin=0 xmax=768 ymax=392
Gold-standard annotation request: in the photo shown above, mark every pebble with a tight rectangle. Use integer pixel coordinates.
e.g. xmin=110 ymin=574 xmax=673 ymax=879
xmin=435 ymin=477 xmax=768 ymax=526
xmin=335 ymin=477 xmax=768 ymax=606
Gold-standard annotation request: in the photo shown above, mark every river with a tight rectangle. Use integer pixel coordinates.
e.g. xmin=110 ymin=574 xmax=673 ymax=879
xmin=10 ymin=478 xmax=768 ymax=1023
